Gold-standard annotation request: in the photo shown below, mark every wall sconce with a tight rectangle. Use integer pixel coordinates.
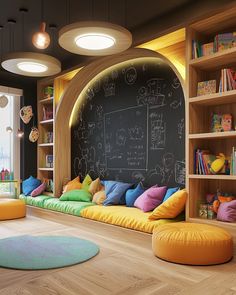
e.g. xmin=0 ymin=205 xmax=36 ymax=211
xmin=32 ymin=22 xmax=50 ymax=49
xmin=6 ymin=126 xmax=13 ymax=133
xmin=17 ymin=129 xmax=24 ymax=138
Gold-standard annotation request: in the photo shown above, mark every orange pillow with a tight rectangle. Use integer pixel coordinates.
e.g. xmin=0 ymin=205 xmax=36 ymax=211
xmin=89 ymin=178 xmax=104 ymax=195
xmin=92 ymin=190 xmax=106 ymax=205
xmin=149 ymin=189 xmax=187 ymax=220
xmin=63 ymin=176 xmax=82 ymax=193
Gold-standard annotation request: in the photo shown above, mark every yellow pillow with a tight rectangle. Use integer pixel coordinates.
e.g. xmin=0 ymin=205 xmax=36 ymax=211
xmin=92 ymin=190 xmax=106 ymax=205
xmin=89 ymin=178 xmax=104 ymax=195
xmin=63 ymin=176 xmax=82 ymax=193
xmin=82 ymin=174 xmax=93 ymax=191
xmin=149 ymin=189 xmax=187 ymax=220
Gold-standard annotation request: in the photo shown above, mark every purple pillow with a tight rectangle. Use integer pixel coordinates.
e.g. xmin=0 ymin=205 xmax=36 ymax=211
xmin=31 ymin=182 xmax=46 ymax=197
xmin=217 ymin=200 xmax=236 ymax=222
xmin=134 ymin=186 xmax=167 ymax=212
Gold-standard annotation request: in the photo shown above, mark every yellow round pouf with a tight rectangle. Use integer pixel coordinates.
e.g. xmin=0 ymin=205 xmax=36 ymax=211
xmin=152 ymin=222 xmax=233 ymax=265
xmin=0 ymin=199 xmax=26 ymax=220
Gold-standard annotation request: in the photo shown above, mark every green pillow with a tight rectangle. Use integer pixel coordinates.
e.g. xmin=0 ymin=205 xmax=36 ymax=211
xmin=82 ymin=174 xmax=93 ymax=191
xmin=59 ymin=189 xmax=92 ymax=202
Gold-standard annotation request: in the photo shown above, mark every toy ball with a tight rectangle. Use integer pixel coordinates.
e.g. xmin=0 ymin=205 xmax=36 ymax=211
xmin=210 ymin=153 xmax=225 ymax=174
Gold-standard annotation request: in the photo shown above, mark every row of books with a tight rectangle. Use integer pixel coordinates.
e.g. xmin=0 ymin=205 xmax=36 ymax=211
xmin=192 ymin=32 xmax=236 ymax=59
xmin=219 ymin=68 xmax=236 ymax=92
xmin=194 ymin=149 xmax=216 ymax=175
xmin=231 ymin=147 xmax=236 ymax=175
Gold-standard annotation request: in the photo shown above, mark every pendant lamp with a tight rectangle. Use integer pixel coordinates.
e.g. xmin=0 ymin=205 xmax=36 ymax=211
xmin=32 ymin=22 xmax=50 ymax=49
xmin=59 ymin=21 xmax=132 ymax=56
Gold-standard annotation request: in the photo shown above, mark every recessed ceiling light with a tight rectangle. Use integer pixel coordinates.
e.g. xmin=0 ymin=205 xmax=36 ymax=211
xmin=59 ymin=21 xmax=132 ymax=56
xmin=17 ymin=62 xmax=48 ymax=73
xmin=75 ymin=33 xmax=115 ymax=50
xmin=1 ymin=52 xmax=61 ymax=77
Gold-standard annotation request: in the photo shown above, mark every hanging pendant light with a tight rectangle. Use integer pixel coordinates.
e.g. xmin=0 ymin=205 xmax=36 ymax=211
xmin=17 ymin=129 xmax=24 ymax=138
xmin=32 ymin=22 xmax=50 ymax=49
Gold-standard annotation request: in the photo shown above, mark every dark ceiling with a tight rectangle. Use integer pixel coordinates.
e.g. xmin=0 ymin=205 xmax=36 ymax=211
xmin=0 ymin=0 xmax=235 ymax=76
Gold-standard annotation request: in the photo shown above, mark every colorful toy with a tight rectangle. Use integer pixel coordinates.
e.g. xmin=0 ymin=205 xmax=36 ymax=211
xmin=199 ymin=204 xmax=208 ymax=219
xmin=211 ymin=113 xmax=222 ymax=132
xmin=209 ymin=153 xmax=225 ymax=174
xmin=221 ymin=114 xmax=232 ymax=131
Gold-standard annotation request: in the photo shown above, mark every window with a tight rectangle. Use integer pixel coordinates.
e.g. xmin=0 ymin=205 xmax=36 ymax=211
xmin=0 ymin=87 xmax=22 ymax=196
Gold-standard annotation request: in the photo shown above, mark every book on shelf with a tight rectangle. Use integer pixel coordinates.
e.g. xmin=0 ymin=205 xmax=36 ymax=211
xmin=45 ymin=155 xmax=53 ymax=168
xmin=44 ymin=131 xmax=53 ymax=143
xmin=42 ymin=106 xmax=53 ymax=121
xmin=230 ymin=147 xmax=236 ymax=175
xmin=201 ymin=42 xmax=214 ymax=56
xmin=219 ymin=68 xmax=236 ymax=92
xmin=197 ymin=80 xmax=216 ymax=96
xmin=214 ymin=32 xmax=236 ymax=52
xmin=192 ymin=40 xmax=202 ymax=58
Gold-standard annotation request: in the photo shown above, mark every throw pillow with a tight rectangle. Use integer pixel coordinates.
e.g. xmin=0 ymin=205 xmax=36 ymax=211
xmin=217 ymin=200 xmax=236 ymax=222
xmin=125 ymin=183 xmax=145 ymax=207
xmin=92 ymin=190 xmax=106 ymax=205
xmin=134 ymin=186 xmax=167 ymax=212
xmin=162 ymin=187 xmax=179 ymax=203
xmin=149 ymin=189 xmax=187 ymax=220
xmin=22 ymin=176 xmax=41 ymax=196
xmin=81 ymin=174 xmax=93 ymax=191
xmin=89 ymin=178 xmax=103 ymax=195
xmin=63 ymin=176 xmax=82 ymax=193
xmin=103 ymin=181 xmax=133 ymax=206
xmin=59 ymin=189 xmax=92 ymax=202
xmin=31 ymin=182 xmax=46 ymax=197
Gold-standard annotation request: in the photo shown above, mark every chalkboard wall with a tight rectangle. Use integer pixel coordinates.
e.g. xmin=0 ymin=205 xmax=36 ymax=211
xmin=71 ymin=58 xmax=185 ymax=187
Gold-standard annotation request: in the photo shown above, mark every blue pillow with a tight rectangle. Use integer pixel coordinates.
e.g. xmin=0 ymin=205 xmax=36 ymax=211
xmin=22 ymin=176 xmax=41 ymax=196
xmin=103 ymin=181 xmax=133 ymax=206
xmin=125 ymin=183 xmax=145 ymax=207
xmin=162 ymin=187 xmax=179 ymax=203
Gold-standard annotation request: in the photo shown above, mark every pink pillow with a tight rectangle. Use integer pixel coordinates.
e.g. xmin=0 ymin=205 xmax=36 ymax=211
xmin=134 ymin=186 xmax=167 ymax=212
xmin=31 ymin=182 xmax=46 ymax=197
xmin=217 ymin=200 xmax=236 ymax=222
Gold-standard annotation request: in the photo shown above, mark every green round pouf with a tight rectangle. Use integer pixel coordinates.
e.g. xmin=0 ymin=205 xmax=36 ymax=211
xmin=0 ymin=235 xmax=99 ymax=270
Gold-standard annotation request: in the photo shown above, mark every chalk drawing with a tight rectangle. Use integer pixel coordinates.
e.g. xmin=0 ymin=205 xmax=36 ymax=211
xmin=85 ymin=87 xmax=95 ymax=101
xmin=128 ymin=125 xmax=144 ymax=140
xmin=88 ymin=122 xmax=96 ymax=136
xmin=172 ymin=77 xmax=181 ymax=89
xmin=178 ymin=118 xmax=184 ymax=139
xmin=93 ymin=79 xmax=101 ymax=93
xmin=96 ymin=105 xmax=104 ymax=121
xmin=116 ymin=128 xmax=127 ymax=146
xmin=103 ymin=77 xmax=116 ymax=97
xmin=175 ymin=161 xmax=185 ymax=185
xmin=170 ymin=96 xmax=182 ymax=109
xmin=137 ymin=78 xmax=166 ymax=107
xmin=150 ymin=113 xmax=166 ymax=150
xmin=131 ymin=171 xmax=146 ymax=182
xmin=123 ymin=66 xmax=137 ymax=85
xmin=147 ymin=153 xmax=175 ymax=184
xmin=111 ymin=70 xmax=119 ymax=80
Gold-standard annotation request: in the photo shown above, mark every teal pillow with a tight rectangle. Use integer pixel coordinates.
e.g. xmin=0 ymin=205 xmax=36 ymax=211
xmin=162 ymin=187 xmax=179 ymax=203
xmin=103 ymin=181 xmax=133 ymax=206
xmin=59 ymin=189 xmax=92 ymax=202
xmin=125 ymin=183 xmax=144 ymax=207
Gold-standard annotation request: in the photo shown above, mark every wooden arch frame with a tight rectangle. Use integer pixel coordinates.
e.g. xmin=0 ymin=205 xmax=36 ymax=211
xmin=54 ymin=48 xmax=185 ymax=196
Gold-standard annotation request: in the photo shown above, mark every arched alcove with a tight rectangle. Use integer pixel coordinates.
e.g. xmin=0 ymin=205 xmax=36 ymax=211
xmin=55 ymin=48 xmax=185 ymax=196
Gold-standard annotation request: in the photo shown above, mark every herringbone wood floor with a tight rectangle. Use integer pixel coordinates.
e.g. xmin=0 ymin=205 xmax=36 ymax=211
xmin=0 ymin=207 xmax=236 ymax=295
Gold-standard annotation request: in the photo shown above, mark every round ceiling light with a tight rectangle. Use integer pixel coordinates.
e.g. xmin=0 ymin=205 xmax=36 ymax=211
xmin=75 ymin=33 xmax=115 ymax=50
xmin=59 ymin=21 xmax=132 ymax=56
xmin=17 ymin=62 xmax=48 ymax=73
xmin=1 ymin=52 xmax=61 ymax=77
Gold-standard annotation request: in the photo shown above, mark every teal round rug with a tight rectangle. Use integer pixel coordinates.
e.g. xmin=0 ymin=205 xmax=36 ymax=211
xmin=0 ymin=235 xmax=99 ymax=270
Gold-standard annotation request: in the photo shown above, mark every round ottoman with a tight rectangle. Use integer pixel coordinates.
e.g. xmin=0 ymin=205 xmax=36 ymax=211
xmin=152 ymin=222 xmax=233 ymax=265
xmin=0 ymin=199 xmax=26 ymax=220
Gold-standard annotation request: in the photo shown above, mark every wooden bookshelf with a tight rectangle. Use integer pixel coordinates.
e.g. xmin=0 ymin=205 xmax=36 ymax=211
xmin=186 ymin=6 xmax=236 ymax=231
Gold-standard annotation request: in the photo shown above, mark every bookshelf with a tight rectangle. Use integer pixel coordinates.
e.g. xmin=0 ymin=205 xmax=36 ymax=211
xmin=186 ymin=6 xmax=236 ymax=229
xmin=37 ymin=78 xmax=54 ymax=195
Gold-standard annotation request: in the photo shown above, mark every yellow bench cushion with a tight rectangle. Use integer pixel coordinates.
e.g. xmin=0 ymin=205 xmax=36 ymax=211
xmin=80 ymin=205 xmax=182 ymax=233
xmin=152 ymin=222 xmax=233 ymax=265
xmin=0 ymin=199 xmax=26 ymax=220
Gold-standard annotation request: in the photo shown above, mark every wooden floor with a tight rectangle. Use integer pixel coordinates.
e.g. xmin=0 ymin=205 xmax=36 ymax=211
xmin=0 ymin=208 xmax=236 ymax=295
